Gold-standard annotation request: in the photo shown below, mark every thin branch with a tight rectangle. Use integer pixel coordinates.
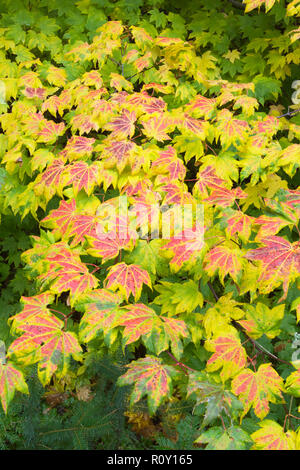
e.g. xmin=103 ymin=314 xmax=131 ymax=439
xmin=277 ymin=108 xmax=300 ymax=119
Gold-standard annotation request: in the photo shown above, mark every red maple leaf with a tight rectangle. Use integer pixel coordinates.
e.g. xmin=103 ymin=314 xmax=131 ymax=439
xmin=246 ymin=236 xmax=300 ymax=299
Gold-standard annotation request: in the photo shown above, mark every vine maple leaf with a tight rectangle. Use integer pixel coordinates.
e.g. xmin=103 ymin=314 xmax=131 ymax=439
xmin=34 ymin=159 xmax=67 ymax=200
xmin=104 ymin=262 xmax=152 ymax=301
xmin=204 ymin=186 xmax=247 ymax=208
xmin=37 ymin=120 xmax=65 ymax=144
xmin=63 ymin=136 xmax=95 ymax=160
xmin=253 ymin=215 xmax=291 ymax=240
xmin=86 ymin=215 xmax=136 ymax=262
xmin=76 ymin=289 xmax=124 ymax=344
xmin=114 ymin=303 xmax=188 ymax=359
xmin=251 ymin=420 xmax=296 ymax=450
xmin=193 ymin=165 xmax=226 ymax=198
xmin=40 ymin=199 xmax=78 ymax=237
xmin=140 ymin=112 xmax=174 ymax=141
xmin=237 ymin=302 xmax=285 ymax=339
xmin=38 ymin=248 xmax=99 ymax=304
xmin=185 ymin=94 xmax=216 ymax=118
xmin=243 ymin=0 xmax=279 ymax=13
xmin=204 ymin=243 xmax=244 ymax=284
xmin=245 ymin=236 xmax=300 ymax=299
xmin=9 ymin=292 xmax=55 ymax=330
xmin=0 ymin=361 xmax=29 ymax=413
xmin=285 ymin=369 xmax=300 ymax=397
xmin=100 ymin=140 xmax=136 ymax=172
xmin=104 ymin=110 xmax=136 ymax=138
xmin=160 ymin=226 xmax=205 ymax=272
xmin=187 ymin=371 xmax=243 ymax=425
xmin=117 ymin=356 xmax=178 ymax=415
xmin=151 ymin=146 xmax=186 ymax=182
xmin=8 ymin=313 xmax=82 ymax=386
xmin=231 ymin=364 xmax=284 ymax=420
xmin=215 ymin=109 xmax=249 ymax=148
xmin=221 ymin=209 xmax=254 ymax=242
xmin=66 ymin=161 xmax=101 ymax=196
xmin=205 ymin=334 xmax=247 ymax=382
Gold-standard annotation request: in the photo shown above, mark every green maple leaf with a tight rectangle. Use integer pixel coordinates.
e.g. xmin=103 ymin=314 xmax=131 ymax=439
xmin=195 ymin=425 xmax=252 ymax=450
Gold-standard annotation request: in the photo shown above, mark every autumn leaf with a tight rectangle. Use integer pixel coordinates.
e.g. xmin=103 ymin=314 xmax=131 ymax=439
xmin=114 ymin=303 xmax=188 ymax=359
xmin=0 ymin=362 xmax=29 ymax=413
xmin=237 ymin=302 xmax=285 ymax=339
xmin=205 ymin=334 xmax=247 ymax=381
xmin=76 ymin=289 xmax=124 ymax=344
xmin=231 ymin=364 xmax=285 ymax=420
xmin=187 ymin=371 xmax=243 ymax=425
xmin=245 ymin=236 xmax=300 ymax=299
xmin=117 ymin=356 xmax=178 ymax=415
xmin=104 ymin=262 xmax=152 ymax=301
xmin=8 ymin=313 xmax=82 ymax=386
xmin=251 ymin=420 xmax=296 ymax=450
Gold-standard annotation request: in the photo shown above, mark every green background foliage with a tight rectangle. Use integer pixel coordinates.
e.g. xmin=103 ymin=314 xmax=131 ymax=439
xmin=0 ymin=0 xmax=300 ymax=450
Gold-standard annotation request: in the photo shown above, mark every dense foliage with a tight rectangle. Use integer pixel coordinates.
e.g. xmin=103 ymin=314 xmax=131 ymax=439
xmin=0 ymin=0 xmax=300 ymax=450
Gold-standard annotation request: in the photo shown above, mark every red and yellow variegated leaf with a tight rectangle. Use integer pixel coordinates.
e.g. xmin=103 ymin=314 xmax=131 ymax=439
xmin=160 ymin=226 xmax=205 ymax=272
xmin=117 ymin=356 xmax=178 ymax=415
xmin=253 ymin=215 xmax=290 ymax=240
xmin=66 ymin=161 xmax=101 ymax=196
xmin=23 ymin=87 xmax=46 ymax=100
xmin=243 ymin=0 xmax=279 ymax=13
xmin=70 ymin=114 xmax=97 ymax=135
xmin=205 ymin=334 xmax=247 ymax=381
xmin=141 ymin=83 xmax=174 ymax=94
xmin=245 ymin=236 xmax=300 ymax=299
xmin=176 ymin=114 xmax=209 ymax=138
xmin=152 ymin=146 xmax=186 ymax=182
xmin=86 ymin=215 xmax=136 ymax=262
xmin=100 ymin=140 xmax=136 ymax=172
xmin=68 ymin=214 xmax=97 ymax=247
xmin=46 ymin=65 xmax=67 ymax=86
xmin=77 ymin=289 xmax=123 ymax=343
xmin=251 ymin=420 xmax=296 ymax=450
xmin=40 ymin=198 xmax=77 ymax=236
xmin=8 ymin=313 xmax=82 ymax=386
xmin=140 ymin=113 xmax=174 ymax=141
xmin=204 ymin=244 xmax=244 ymax=283
xmin=185 ymin=94 xmax=216 ymax=118
xmin=109 ymin=73 xmax=134 ymax=93
xmin=253 ymin=115 xmax=279 ymax=137
xmin=161 ymin=182 xmax=195 ymax=205
xmin=114 ymin=303 xmax=188 ymax=359
xmin=215 ymin=109 xmax=249 ymax=147
xmin=104 ymin=262 xmax=152 ymax=301
xmin=38 ymin=249 xmax=99 ymax=304
xmin=82 ymin=70 xmax=103 ymax=89
xmin=9 ymin=292 xmax=55 ymax=330
xmin=193 ymin=165 xmax=226 ymax=198
xmin=104 ymin=110 xmax=136 ymax=138
xmin=285 ymin=369 xmax=300 ymax=397
xmin=231 ymin=364 xmax=284 ymax=419
xmin=63 ymin=136 xmax=95 ymax=160
xmin=37 ymin=120 xmax=65 ymax=144
xmin=221 ymin=209 xmax=254 ymax=241
xmin=204 ymin=187 xmax=247 ymax=208
xmin=41 ymin=90 xmax=72 ymax=117
xmin=34 ymin=159 xmax=67 ymax=199
xmin=0 ymin=362 xmax=29 ymax=413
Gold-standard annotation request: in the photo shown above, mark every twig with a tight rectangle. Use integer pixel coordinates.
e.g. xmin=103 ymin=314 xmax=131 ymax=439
xmin=277 ymin=108 xmax=300 ymax=119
